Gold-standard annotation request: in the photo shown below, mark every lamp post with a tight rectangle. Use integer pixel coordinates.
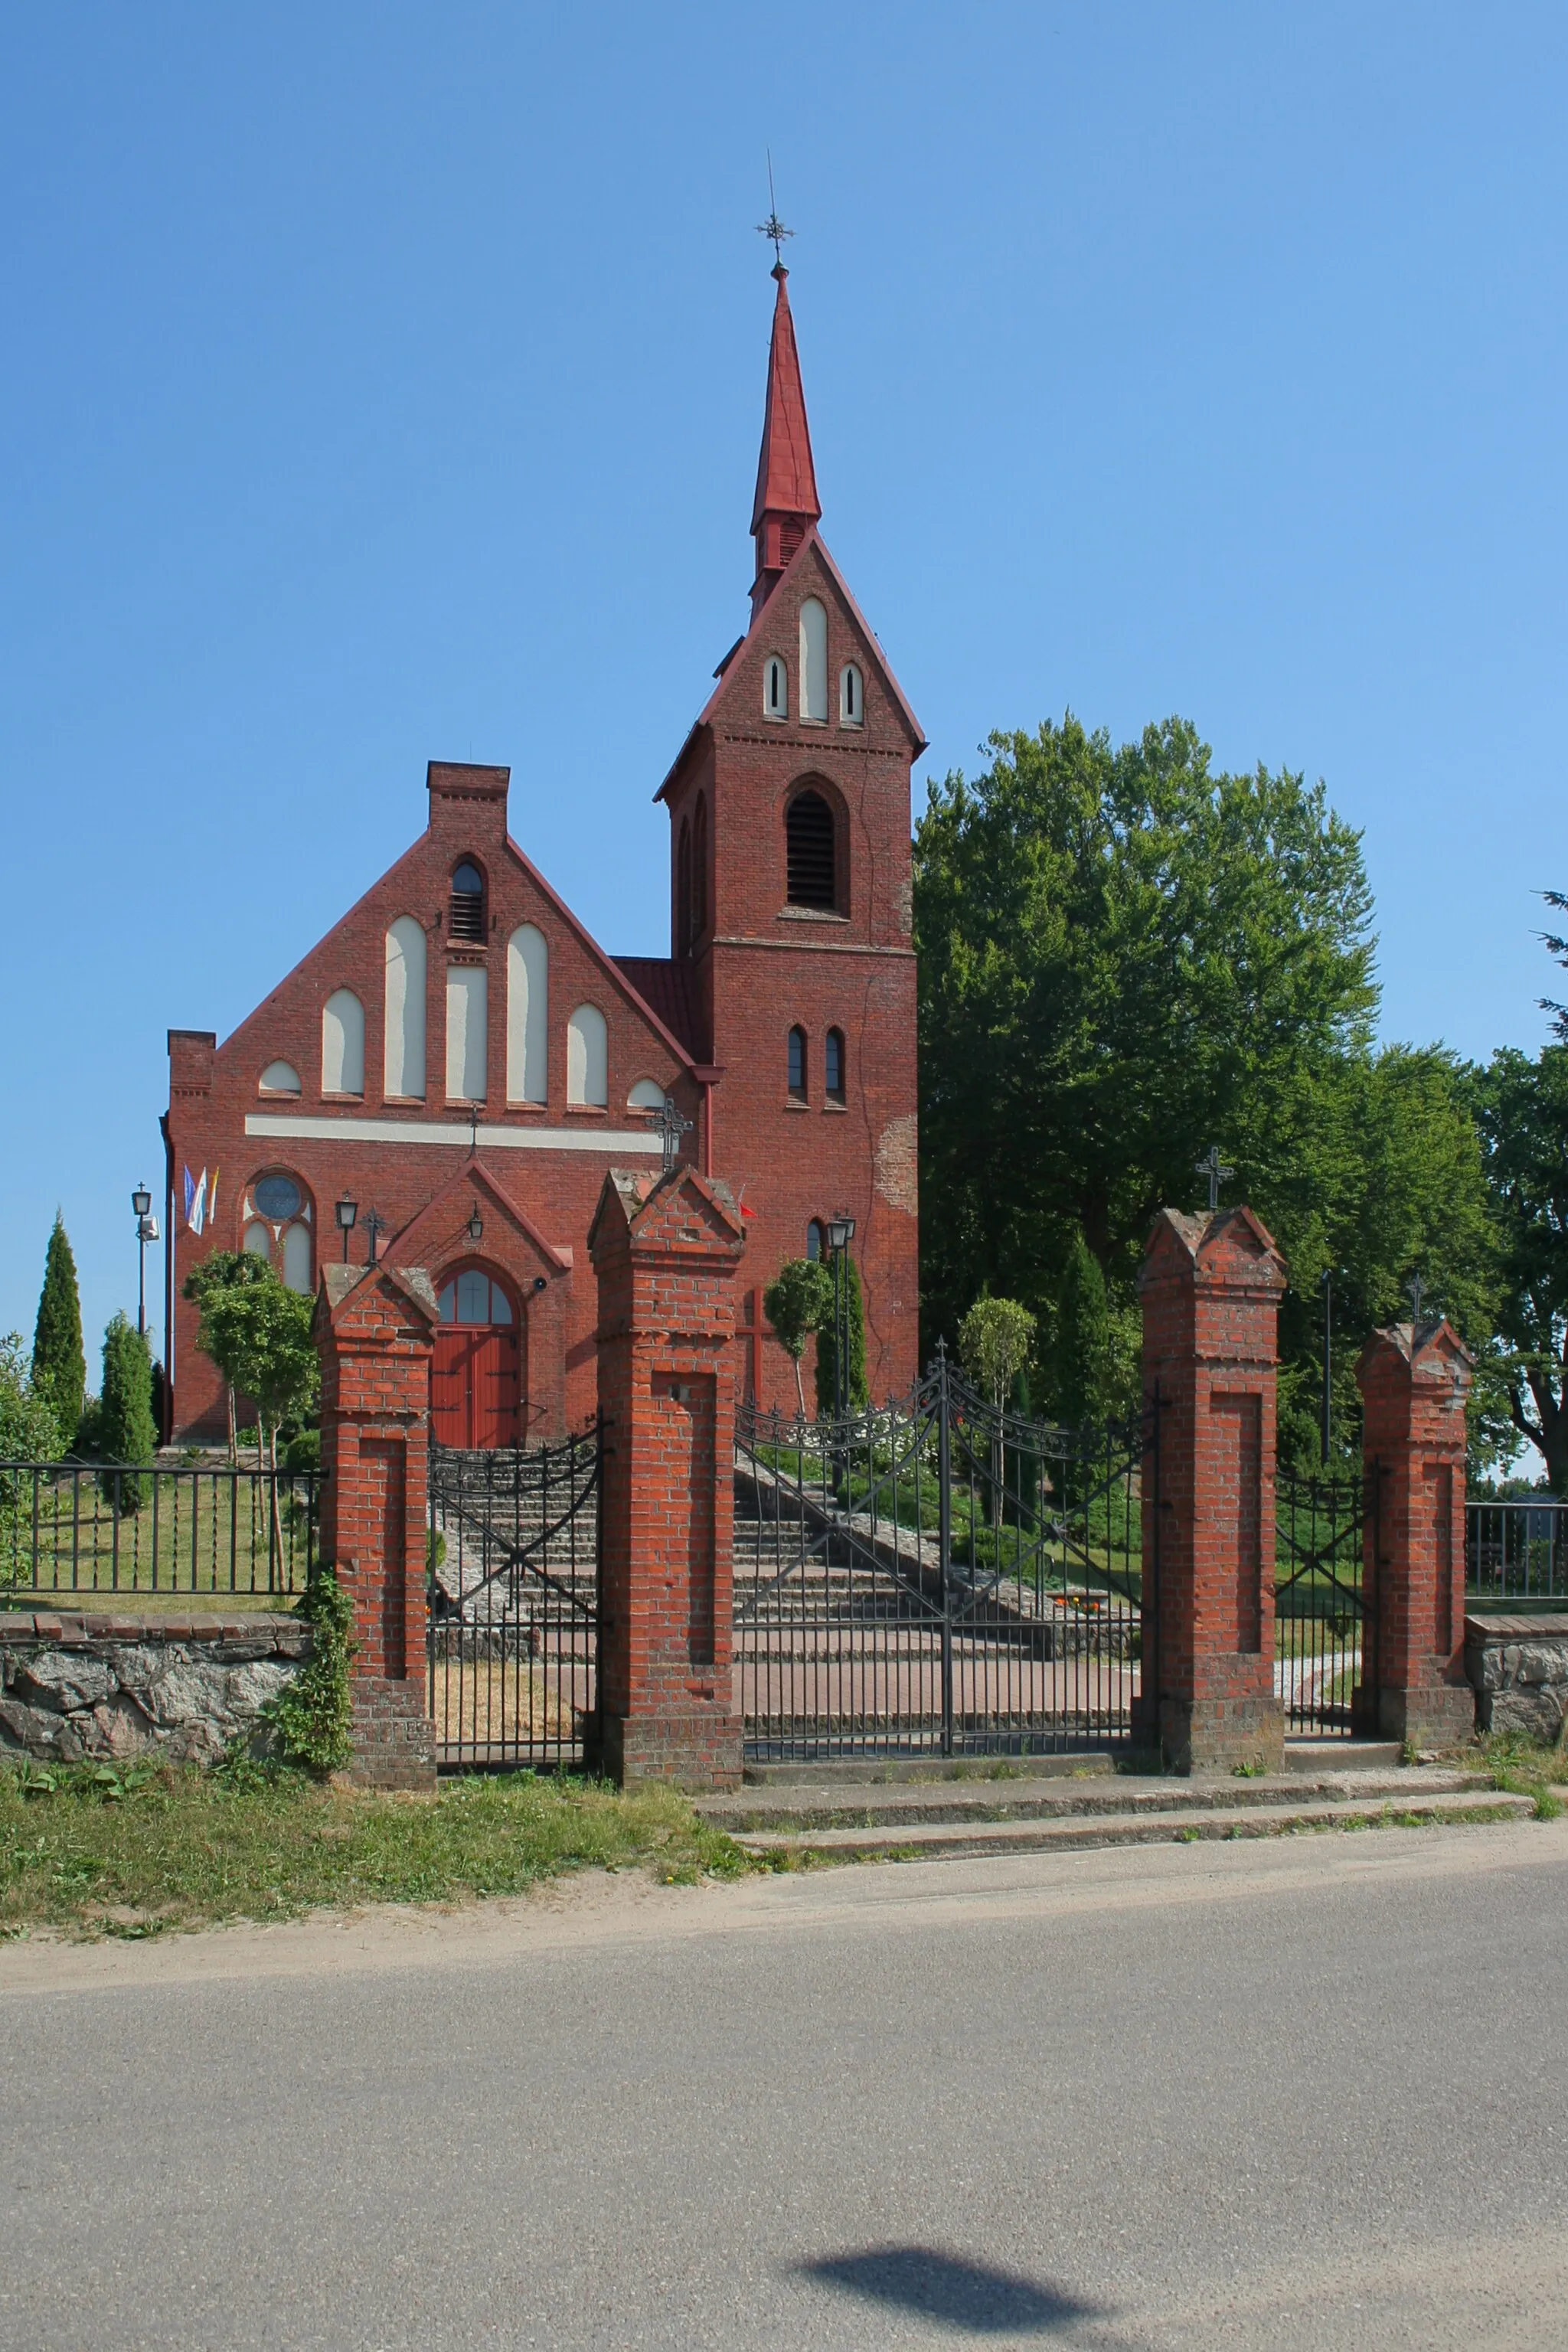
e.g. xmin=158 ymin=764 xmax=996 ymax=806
xmin=335 ymin=1194 xmax=358 ymax=1263
xmin=132 ymin=1184 xmax=153 ymax=1336
xmin=825 ymin=1214 xmax=856 ymax=1419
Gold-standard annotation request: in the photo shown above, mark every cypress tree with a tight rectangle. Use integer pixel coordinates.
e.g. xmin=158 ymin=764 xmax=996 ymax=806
xmin=98 ymin=1314 xmax=157 ymax=1512
xmin=1054 ymin=1230 xmax=1114 ymax=1429
xmin=31 ymin=1213 xmax=85 ymax=1448
xmin=814 ymin=1253 xmax=870 ymax=1417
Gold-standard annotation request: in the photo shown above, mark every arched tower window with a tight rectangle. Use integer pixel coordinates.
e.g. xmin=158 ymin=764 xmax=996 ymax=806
xmin=788 ymin=1026 xmax=807 ymax=1100
xmin=322 ymin=990 xmax=365 ymax=1096
xmin=282 ymin=1222 xmax=313 ymax=1294
xmin=449 ymin=861 xmax=485 ymax=942
xmin=692 ymin=795 xmax=709 ymax=939
xmin=799 ymin=597 xmax=828 ymax=723
xmin=825 ymin=1027 xmax=845 ymax=1102
xmin=806 ymin=1219 xmax=825 ymax=1262
xmin=567 ymin=1004 xmax=608 ymax=1106
xmin=786 ymin=790 xmax=838 ymax=910
xmin=839 ymin=664 xmax=863 ymax=726
xmin=506 ymin=924 xmax=548 ymax=1104
xmin=384 ymin=915 xmax=427 ymax=1099
xmin=676 ymin=818 xmax=692 ymax=956
xmin=764 ymin=655 xmax=788 ymax=719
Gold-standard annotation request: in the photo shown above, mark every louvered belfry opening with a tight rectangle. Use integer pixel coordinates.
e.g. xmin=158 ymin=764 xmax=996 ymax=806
xmin=450 ymin=861 xmax=485 ymax=942
xmin=786 ymin=789 xmax=837 ymax=910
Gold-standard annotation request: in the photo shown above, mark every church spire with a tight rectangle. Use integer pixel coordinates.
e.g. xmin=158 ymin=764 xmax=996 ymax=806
xmin=750 ymin=264 xmax=821 ymax=615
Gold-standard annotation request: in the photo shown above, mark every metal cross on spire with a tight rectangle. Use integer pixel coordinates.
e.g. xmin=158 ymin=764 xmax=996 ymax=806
xmin=363 ymin=1207 xmax=387 ymax=1266
xmin=756 ymin=149 xmax=792 ymax=267
xmin=645 ymin=1095 xmax=694 ymax=1174
xmin=468 ymin=1106 xmax=481 ymax=1155
xmin=1195 ymin=1145 xmax=1234 ymax=1215
xmin=1408 ymin=1272 xmax=1426 ymax=1328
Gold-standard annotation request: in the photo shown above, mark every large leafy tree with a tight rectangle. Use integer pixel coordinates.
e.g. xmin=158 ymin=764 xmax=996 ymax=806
xmin=1465 ymin=1045 xmax=1568 ymax=1490
xmin=916 ymin=715 xmax=1496 ymax=1463
xmin=31 ymin=1214 xmax=85 ymax=1444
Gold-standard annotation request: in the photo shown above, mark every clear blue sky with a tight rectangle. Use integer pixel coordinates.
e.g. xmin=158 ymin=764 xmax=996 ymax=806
xmin=2 ymin=3 xmax=1564 ymax=1373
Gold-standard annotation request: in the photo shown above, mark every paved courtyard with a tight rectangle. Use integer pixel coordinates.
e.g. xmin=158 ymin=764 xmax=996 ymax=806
xmin=2 ymin=1821 xmax=1566 ymax=2349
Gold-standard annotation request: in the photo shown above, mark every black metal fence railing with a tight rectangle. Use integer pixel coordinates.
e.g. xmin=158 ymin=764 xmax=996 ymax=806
xmin=1467 ymin=1498 xmax=1568 ymax=1607
xmin=1273 ymin=1466 xmax=1372 ymax=1738
xmin=0 ymin=1460 xmax=319 ymax=1602
xmin=426 ymin=1432 xmax=600 ymax=1769
xmin=734 ymin=1356 xmax=1147 ymax=1760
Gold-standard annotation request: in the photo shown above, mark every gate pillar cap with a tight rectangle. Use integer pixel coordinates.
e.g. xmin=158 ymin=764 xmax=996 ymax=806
xmin=1356 ymin=1318 xmax=1472 ymax=1395
xmin=589 ymin=1166 xmax=746 ymax=1263
xmin=1138 ymin=1204 xmax=1285 ymax=1294
xmin=315 ymin=1262 xmax=441 ymax=1338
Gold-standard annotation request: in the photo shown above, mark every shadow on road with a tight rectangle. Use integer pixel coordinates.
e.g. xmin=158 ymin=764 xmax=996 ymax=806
xmin=799 ymin=2246 xmax=1106 ymax=2334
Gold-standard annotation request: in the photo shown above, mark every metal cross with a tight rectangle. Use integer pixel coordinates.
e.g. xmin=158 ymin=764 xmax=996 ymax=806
xmin=645 ymin=1096 xmax=694 ymax=1174
xmin=363 ymin=1208 xmax=387 ymax=1266
xmin=1408 ymin=1272 xmax=1426 ymax=1327
xmin=468 ymin=1106 xmax=481 ymax=1155
xmin=1195 ymin=1145 xmax=1233 ymax=1214
xmin=756 ymin=151 xmax=793 ymax=266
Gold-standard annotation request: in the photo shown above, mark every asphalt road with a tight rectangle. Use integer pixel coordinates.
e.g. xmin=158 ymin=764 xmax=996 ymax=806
xmin=2 ymin=1821 xmax=1566 ymax=2351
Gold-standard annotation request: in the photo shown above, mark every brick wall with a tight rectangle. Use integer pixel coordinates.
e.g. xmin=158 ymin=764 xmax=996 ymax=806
xmin=590 ymin=1165 xmax=746 ymax=1789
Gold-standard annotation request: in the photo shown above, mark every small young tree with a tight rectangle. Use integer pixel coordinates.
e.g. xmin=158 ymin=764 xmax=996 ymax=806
xmin=31 ymin=1214 xmax=85 ymax=1446
xmin=184 ymin=1250 xmax=276 ymax=1462
xmin=191 ymin=1267 xmax=318 ymax=1473
xmin=815 ymin=1252 xmax=870 ymax=1417
xmin=763 ymin=1259 xmax=835 ymax=1420
xmin=958 ymin=1295 xmax=1037 ymax=1527
xmin=97 ymin=1314 xmax=157 ymax=1511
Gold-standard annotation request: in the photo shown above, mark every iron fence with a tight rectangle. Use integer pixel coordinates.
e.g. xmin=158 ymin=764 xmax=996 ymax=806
xmin=0 ymin=1459 xmax=319 ymax=1602
xmin=1273 ymin=1465 xmax=1374 ymax=1737
xmin=426 ymin=1432 xmax=600 ymax=1769
xmin=1466 ymin=1498 xmax=1568 ymax=1607
xmin=734 ymin=1355 xmax=1147 ymax=1759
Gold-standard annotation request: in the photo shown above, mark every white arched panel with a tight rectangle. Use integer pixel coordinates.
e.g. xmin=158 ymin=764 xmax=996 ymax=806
xmin=506 ymin=923 xmax=549 ymax=1103
xmin=243 ymin=1221 xmax=271 ymax=1260
xmin=627 ymin=1076 xmax=666 ymax=1109
xmin=384 ymin=916 xmax=426 ymax=1099
xmin=567 ymin=1004 xmax=608 ymax=1106
xmin=282 ymin=1221 xmax=313 ymax=1294
xmin=322 ymin=990 xmax=364 ymax=1096
xmin=799 ymin=596 xmax=828 ymax=723
xmin=260 ymin=1060 xmax=301 ymax=1094
xmin=446 ymin=965 xmax=488 ymax=1102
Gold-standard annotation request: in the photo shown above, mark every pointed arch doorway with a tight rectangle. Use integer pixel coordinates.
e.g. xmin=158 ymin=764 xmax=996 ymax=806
xmin=432 ymin=1265 xmax=522 ymax=1449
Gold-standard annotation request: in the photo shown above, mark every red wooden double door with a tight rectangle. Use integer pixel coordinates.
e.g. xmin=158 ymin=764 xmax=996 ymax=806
xmin=431 ymin=1267 xmax=522 ymax=1449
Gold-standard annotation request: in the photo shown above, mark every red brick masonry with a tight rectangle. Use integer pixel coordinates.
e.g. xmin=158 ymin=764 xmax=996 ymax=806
xmin=1357 ymin=1319 xmax=1476 ymax=1749
xmin=1138 ymin=1207 xmax=1289 ymax=1773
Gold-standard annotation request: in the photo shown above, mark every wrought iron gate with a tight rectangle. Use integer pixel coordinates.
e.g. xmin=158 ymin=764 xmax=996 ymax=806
xmin=734 ymin=1354 xmax=1148 ymax=1759
xmin=427 ymin=1429 xmax=600 ymax=1769
xmin=1273 ymin=1465 xmax=1377 ymax=1737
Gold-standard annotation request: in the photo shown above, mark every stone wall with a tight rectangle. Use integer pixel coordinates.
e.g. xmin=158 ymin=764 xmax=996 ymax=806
xmin=0 ymin=1612 xmax=309 ymax=1766
xmin=1465 ymin=1613 xmax=1568 ymax=1741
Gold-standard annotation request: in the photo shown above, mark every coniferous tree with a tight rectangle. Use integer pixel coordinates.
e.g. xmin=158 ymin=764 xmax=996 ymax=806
xmin=31 ymin=1214 xmax=85 ymax=1446
xmin=97 ymin=1314 xmax=157 ymax=1511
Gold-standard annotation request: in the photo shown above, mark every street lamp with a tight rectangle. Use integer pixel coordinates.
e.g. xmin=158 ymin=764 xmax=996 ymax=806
xmin=335 ymin=1194 xmax=358 ymax=1263
xmin=825 ymin=1214 xmax=856 ymax=1419
xmin=466 ymin=1204 xmax=484 ymax=1243
xmin=131 ymin=1184 xmax=154 ymax=1335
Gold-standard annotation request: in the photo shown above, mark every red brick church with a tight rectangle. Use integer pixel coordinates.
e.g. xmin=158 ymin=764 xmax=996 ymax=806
xmin=162 ymin=266 xmax=923 ymax=1445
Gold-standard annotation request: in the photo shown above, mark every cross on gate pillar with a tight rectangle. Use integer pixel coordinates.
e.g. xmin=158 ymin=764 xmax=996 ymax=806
xmin=589 ymin=1165 xmax=747 ymax=1789
xmin=1138 ymin=1207 xmax=1288 ymax=1773
xmin=1356 ymin=1319 xmax=1475 ymax=1748
xmin=315 ymin=1263 xmax=439 ymax=1788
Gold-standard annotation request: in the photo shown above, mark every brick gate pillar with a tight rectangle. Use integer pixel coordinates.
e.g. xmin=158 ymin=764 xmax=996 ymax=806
xmin=588 ymin=1165 xmax=746 ymax=1790
xmin=1356 ymin=1318 xmax=1475 ymax=1748
xmin=1137 ymin=1207 xmax=1288 ymax=1773
xmin=315 ymin=1263 xmax=439 ymax=1788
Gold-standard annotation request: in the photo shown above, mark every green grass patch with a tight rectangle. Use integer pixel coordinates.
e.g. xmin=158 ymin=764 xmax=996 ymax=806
xmin=0 ymin=1762 xmax=753 ymax=1939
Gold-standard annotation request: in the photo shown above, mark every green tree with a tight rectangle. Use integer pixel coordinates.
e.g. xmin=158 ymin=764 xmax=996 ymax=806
xmin=957 ymin=1295 xmax=1037 ymax=1412
xmin=184 ymin=1250 xmax=276 ymax=1462
xmin=31 ymin=1214 xmax=85 ymax=1443
xmin=763 ymin=1259 xmax=833 ymax=1419
xmin=97 ymin=1313 xmax=157 ymax=1511
xmin=1 ymin=1334 xmax=63 ymax=1581
xmin=188 ymin=1263 xmax=318 ymax=1473
xmin=1465 ymin=1044 xmax=1568 ymax=1490
xmin=915 ymin=713 xmax=1497 ymax=1468
xmin=815 ymin=1252 xmax=869 ymax=1418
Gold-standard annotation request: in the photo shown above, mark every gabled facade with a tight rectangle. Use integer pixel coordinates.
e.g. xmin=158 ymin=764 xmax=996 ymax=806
xmin=162 ymin=265 xmax=922 ymax=1441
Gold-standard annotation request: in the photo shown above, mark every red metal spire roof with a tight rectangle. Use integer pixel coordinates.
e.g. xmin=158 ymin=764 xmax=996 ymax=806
xmin=750 ymin=265 xmax=821 ymax=539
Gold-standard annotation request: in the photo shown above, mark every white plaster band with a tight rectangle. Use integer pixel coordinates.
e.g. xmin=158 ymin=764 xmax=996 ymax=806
xmin=246 ymin=1113 xmax=662 ymax=1154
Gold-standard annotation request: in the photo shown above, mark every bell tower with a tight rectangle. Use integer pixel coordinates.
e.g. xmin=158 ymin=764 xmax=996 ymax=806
xmin=654 ymin=265 xmax=924 ymax=1406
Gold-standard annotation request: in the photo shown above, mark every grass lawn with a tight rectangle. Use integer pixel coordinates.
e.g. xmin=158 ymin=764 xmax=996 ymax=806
xmin=0 ymin=1764 xmax=754 ymax=1939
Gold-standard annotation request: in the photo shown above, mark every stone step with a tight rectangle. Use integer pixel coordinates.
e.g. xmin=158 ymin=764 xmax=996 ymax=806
xmin=697 ymin=1763 xmax=1492 ymax=1837
xmin=720 ymin=1785 xmax=1537 ymax=1862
